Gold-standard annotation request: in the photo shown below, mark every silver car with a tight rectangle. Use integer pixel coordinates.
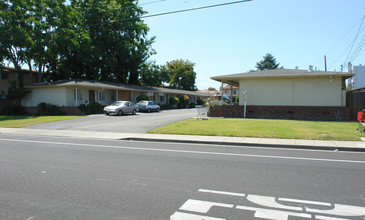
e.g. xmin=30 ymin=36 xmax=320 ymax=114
xmin=103 ymin=101 xmax=138 ymax=116
xmin=136 ymin=100 xmax=160 ymax=113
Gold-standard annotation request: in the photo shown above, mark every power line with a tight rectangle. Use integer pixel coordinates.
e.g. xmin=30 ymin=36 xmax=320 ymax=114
xmin=315 ymin=14 xmax=364 ymax=69
xmin=327 ymin=14 xmax=365 ymax=71
xmin=342 ymin=15 xmax=365 ymax=66
xmin=85 ymin=0 xmax=253 ymax=27
xmin=79 ymin=0 xmax=167 ymax=18
xmin=1 ymin=0 xmax=253 ymax=41
xmin=140 ymin=0 xmax=253 ymax=20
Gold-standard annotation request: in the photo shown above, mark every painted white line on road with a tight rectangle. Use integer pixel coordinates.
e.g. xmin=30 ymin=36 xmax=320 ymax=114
xmin=278 ymin=197 xmax=331 ymax=207
xmin=236 ymin=205 xmax=312 ymax=219
xmin=179 ymin=199 xmax=234 ymax=214
xmin=247 ymin=195 xmax=302 ymax=211
xmin=306 ymin=203 xmax=365 ymax=216
xmin=315 ymin=215 xmax=350 ymax=220
xmin=199 ymin=189 xmax=246 ymax=197
xmin=1 ymin=138 xmax=365 ymax=164
xmin=170 ymin=211 xmax=225 ymax=220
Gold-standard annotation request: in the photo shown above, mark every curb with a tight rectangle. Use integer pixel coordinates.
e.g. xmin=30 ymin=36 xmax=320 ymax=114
xmin=122 ymin=137 xmax=365 ymax=153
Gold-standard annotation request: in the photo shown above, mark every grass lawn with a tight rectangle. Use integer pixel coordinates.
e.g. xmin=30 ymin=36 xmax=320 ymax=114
xmin=148 ymin=118 xmax=365 ymax=141
xmin=0 ymin=116 xmax=83 ymax=128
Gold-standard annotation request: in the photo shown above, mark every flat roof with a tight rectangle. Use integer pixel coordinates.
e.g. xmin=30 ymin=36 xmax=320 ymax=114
xmin=25 ymin=79 xmax=210 ymax=96
xmin=211 ymin=69 xmax=355 ymax=86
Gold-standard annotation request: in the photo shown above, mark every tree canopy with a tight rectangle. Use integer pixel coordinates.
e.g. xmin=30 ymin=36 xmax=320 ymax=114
xmin=0 ymin=0 xmax=155 ymax=85
xmin=255 ymin=53 xmax=281 ymax=71
xmin=165 ymin=59 xmax=197 ymax=91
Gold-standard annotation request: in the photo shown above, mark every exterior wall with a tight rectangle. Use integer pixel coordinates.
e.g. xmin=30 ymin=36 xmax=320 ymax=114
xmin=118 ymin=90 xmax=131 ymax=101
xmin=238 ymin=76 xmax=343 ymax=107
xmin=223 ymin=88 xmax=238 ymax=99
xmin=208 ymin=105 xmax=350 ymax=121
xmin=22 ymin=87 xmax=67 ymax=107
xmin=352 ymin=65 xmax=365 ymax=90
xmin=0 ymin=70 xmax=37 ymax=94
xmin=66 ymin=87 xmax=89 ymax=106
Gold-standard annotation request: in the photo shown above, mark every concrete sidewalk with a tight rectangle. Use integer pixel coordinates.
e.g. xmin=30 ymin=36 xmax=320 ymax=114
xmin=1 ymin=127 xmax=365 ymax=152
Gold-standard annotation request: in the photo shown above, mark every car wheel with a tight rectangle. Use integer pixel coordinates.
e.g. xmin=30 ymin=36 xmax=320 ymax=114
xmin=156 ymin=108 xmax=160 ymax=112
xmin=117 ymin=110 xmax=123 ymax=116
xmin=132 ymin=109 xmax=137 ymax=115
xmin=147 ymin=108 xmax=151 ymax=113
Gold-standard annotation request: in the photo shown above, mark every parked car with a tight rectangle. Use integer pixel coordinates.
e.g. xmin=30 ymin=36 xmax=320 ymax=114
xmin=103 ymin=101 xmax=138 ymax=116
xmin=136 ymin=100 xmax=160 ymax=113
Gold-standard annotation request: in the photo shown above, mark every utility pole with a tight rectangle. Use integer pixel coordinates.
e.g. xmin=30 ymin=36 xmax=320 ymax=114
xmin=324 ymin=55 xmax=327 ymax=72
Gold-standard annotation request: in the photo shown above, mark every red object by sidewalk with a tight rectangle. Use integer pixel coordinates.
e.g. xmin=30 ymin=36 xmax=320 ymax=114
xmin=358 ymin=111 xmax=365 ymax=122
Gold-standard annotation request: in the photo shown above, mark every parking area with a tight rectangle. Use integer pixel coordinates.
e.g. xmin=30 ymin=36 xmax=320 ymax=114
xmin=25 ymin=109 xmax=197 ymax=133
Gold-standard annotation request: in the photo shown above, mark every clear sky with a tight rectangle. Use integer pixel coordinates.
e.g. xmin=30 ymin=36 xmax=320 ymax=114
xmin=140 ymin=0 xmax=365 ymax=90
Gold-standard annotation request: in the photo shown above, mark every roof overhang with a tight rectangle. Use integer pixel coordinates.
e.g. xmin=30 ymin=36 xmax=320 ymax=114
xmin=25 ymin=80 xmax=210 ymax=97
xmin=211 ymin=69 xmax=355 ymax=86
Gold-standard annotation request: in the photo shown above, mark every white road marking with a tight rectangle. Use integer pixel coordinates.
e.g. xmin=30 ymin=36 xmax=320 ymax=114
xmin=173 ymin=189 xmax=365 ymax=219
xmin=236 ymin=205 xmax=312 ymax=220
xmin=170 ymin=211 xmax=225 ymax=220
xmin=179 ymin=199 xmax=234 ymax=214
xmin=198 ymin=189 xmax=245 ymax=197
xmin=306 ymin=204 xmax=365 ymax=216
xmin=1 ymin=138 xmax=365 ymax=164
xmin=278 ymin=197 xmax=331 ymax=207
xmin=315 ymin=215 xmax=350 ymax=220
xmin=247 ymin=195 xmax=302 ymax=211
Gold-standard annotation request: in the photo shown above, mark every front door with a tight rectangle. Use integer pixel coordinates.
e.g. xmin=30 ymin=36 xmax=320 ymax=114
xmin=89 ymin=90 xmax=95 ymax=104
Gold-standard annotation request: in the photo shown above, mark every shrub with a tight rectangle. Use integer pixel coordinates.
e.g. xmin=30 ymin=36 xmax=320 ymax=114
xmin=137 ymin=94 xmax=150 ymax=102
xmin=169 ymin=97 xmax=179 ymax=105
xmin=179 ymin=95 xmax=190 ymax=108
xmin=4 ymin=105 xmax=27 ymax=115
xmin=78 ymin=102 xmax=104 ymax=115
xmin=189 ymin=102 xmax=196 ymax=108
xmin=37 ymin=102 xmax=66 ymax=115
xmin=197 ymin=98 xmax=205 ymax=105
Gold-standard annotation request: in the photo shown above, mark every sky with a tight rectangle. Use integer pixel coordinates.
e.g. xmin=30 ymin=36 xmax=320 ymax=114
xmin=139 ymin=0 xmax=365 ymax=90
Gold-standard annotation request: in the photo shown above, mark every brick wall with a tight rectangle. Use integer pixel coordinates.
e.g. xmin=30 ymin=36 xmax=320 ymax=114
xmin=208 ymin=105 xmax=350 ymax=121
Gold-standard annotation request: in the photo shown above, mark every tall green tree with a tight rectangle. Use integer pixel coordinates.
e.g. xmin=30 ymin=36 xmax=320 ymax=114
xmin=165 ymin=59 xmax=197 ymax=91
xmin=1 ymin=0 xmax=155 ymax=85
xmin=0 ymin=0 xmax=34 ymax=86
xmin=139 ymin=61 xmax=163 ymax=87
xmin=256 ymin=53 xmax=281 ymax=71
xmin=60 ymin=0 xmax=155 ymax=84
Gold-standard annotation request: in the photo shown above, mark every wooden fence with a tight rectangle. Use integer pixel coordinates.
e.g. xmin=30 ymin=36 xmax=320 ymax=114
xmin=347 ymin=91 xmax=365 ymax=121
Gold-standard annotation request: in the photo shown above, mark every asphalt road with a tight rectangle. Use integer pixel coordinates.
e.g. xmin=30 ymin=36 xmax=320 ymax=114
xmin=1 ymin=133 xmax=365 ymax=219
xmin=25 ymin=108 xmax=197 ymax=133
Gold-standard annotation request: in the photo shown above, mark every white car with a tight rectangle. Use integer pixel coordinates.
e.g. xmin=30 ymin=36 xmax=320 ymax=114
xmin=103 ymin=101 xmax=138 ymax=116
xmin=136 ymin=101 xmax=160 ymax=113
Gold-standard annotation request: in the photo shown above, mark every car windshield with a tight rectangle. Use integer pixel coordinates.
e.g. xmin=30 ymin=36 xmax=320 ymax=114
xmin=111 ymin=101 xmax=124 ymax=106
xmin=137 ymin=101 xmax=148 ymax=105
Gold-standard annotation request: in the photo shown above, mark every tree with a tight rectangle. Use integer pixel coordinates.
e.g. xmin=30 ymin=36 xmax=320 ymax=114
xmin=65 ymin=0 xmax=155 ymax=84
xmin=208 ymin=87 xmax=217 ymax=91
xmin=255 ymin=53 xmax=281 ymax=71
xmin=139 ymin=61 xmax=163 ymax=87
xmin=1 ymin=0 xmax=155 ymax=86
xmin=165 ymin=59 xmax=197 ymax=91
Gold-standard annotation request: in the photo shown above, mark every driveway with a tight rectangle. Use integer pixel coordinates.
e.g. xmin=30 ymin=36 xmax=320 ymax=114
xmin=25 ymin=108 xmax=197 ymax=133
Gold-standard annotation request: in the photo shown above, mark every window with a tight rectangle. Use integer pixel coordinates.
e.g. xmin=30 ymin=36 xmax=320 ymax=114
xmin=74 ymin=89 xmax=83 ymax=100
xmin=160 ymin=96 xmax=164 ymax=102
xmin=224 ymin=90 xmax=228 ymax=94
xmin=97 ymin=90 xmax=105 ymax=102
xmin=233 ymin=91 xmax=237 ymax=95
